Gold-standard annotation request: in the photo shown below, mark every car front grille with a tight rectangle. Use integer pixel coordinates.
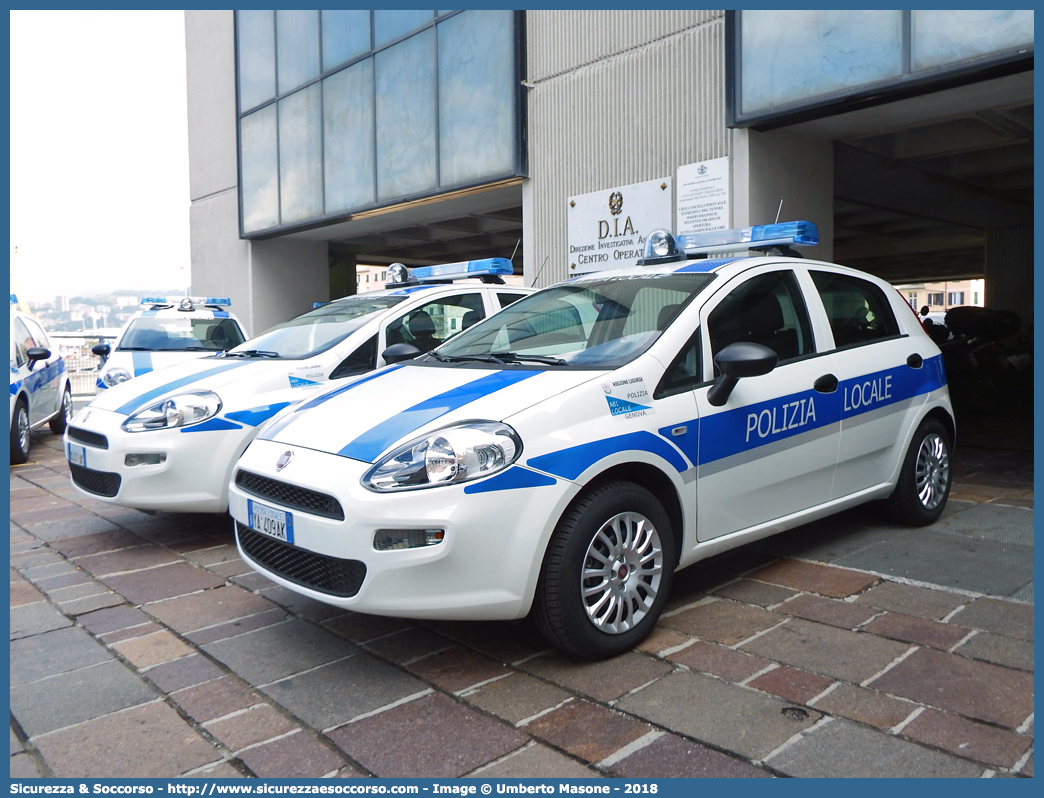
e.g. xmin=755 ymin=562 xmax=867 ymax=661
xmin=70 ymin=463 xmax=121 ymax=498
xmin=234 ymin=470 xmax=345 ymax=520
xmin=68 ymin=427 xmax=109 ymax=449
xmin=235 ymin=522 xmax=366 ymax=598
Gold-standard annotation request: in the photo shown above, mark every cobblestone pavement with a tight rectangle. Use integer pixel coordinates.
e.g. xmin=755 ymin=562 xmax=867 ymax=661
xmin=10 ymin=433 xmax=1034 ymax=779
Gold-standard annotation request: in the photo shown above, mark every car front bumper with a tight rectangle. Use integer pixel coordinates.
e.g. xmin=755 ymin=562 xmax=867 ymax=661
xmin=64 ymin=406 xmax=254 ymax=513
xmin=228 ymin=439 xmax=576 ymax=621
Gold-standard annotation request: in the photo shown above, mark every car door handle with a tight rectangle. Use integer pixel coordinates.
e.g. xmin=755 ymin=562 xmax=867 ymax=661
xmin=907 ymin=353 xmax=923 ymax=369
xmin=814 ymin=374 xmax=838 ymax=393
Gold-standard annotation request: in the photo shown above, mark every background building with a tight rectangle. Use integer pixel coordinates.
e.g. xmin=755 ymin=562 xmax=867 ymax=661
xmin=185 ymin=10 xmax=1032 ymax=337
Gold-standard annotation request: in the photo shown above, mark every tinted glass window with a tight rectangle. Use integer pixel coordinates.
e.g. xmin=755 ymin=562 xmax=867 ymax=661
xmin=330 ymin=335 xmax=377 ymax=379
xmin=708 ymin=271 xmax=813 ymax=365
xmin=386 ymin=294 xmax=485 ymax=353
xmin=238 ymin=295 xmax=406 ymax=359
xmin=12 ymin=317 xmax=31 ymax=367
xmin=811 ymin=270 xmax=901 ymax=348
xmin=656 ymin=330 xmax=702 ymax=398
xmin=440 ymin=274 xmax=715 ymax=369
xmin=119 ymin=318 xmax=247 ymax=352
xmin=497 ymin=292 xmax=525 ymax=309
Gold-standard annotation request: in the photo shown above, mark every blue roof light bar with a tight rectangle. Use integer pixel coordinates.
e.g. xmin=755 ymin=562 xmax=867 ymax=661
xmin=411 ymin=258 xmax=513 ymax=282
xmin=140 ymin=296 xmax=232 ymax=307
xmin=642 ymin=222 xmax=819 ymax=264
xmin=385 ymin=258 xmax=513 ymax=289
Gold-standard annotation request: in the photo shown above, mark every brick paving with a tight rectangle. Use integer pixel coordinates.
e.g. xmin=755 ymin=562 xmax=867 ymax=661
xmin=9 ymin=433 xmax=1035 ymax=778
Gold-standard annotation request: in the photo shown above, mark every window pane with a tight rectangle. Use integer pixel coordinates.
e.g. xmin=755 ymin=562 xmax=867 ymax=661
xmin=279 ymin=84 xmax=323 ymax=224
xmin=277 ymin=10 xmax=320 ymax=94
xmin=322 ymin=10 xmax=370 ymax=71
xmin=811 ymin=271 xmax=900 ymax=348
xmin=438 ymin=9 xmax=516 ymax=187
xmin=740 ymin=10 xmax=903 ymax=115
xmin=240 ymin=105 xmax=280 ymax=232
xmin=374 ymin=10 xmax=433 ymax=48
xmin=238 ymin=10 xmax=275 ymax=111
xmin=912 ymin=10 xmax=1034 ymax=72
xmin=324 ymin=60 xmax=376 ymax=214
xmin=709 ymin=271 xmax=813 ymax=363
xmin=375 ymin=30 xmax=436 ymax=201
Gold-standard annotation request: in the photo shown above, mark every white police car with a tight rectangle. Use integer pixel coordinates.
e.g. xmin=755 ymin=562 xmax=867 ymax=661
xmin=227 ymin=222 xmax=954 ymax=659
xmin=94 ymin=297 xmax=248 ymax=390
xmin=10 ymin=296 xmax=73 ymax=464
xmin=63 ymin=261 xmax=530 ymax=511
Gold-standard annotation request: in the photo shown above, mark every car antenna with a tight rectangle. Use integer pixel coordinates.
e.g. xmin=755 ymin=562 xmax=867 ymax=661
xmin=774 ymin=198 xmax=783 ymax=224
xmin=757 ymin=197 xmax=803 ymax=258
xmin=530 ymin=255 xmax=550 ymax=289
xmin=508 ymin=238 xmax=521 ymax=264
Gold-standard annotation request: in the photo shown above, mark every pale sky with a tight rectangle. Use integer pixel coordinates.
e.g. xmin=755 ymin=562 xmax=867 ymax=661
xmin=10 ymin=10 xmax=191 ymax=304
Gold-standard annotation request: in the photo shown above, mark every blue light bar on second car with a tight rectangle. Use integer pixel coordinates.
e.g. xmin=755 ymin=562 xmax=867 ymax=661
xmin=141 ymin=296 xmax=232 ymax=307
xmin=412 ymin=258 xmax=513 ymax=282
xmin=642 ymin=221 xmax=819 ymax=264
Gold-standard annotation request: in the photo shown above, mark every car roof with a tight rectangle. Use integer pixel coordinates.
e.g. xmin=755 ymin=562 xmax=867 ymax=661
xmin=564 ymin=254 xmax=889 ymax=287
xmin=325 ymin=281 xmax=532 ymax=304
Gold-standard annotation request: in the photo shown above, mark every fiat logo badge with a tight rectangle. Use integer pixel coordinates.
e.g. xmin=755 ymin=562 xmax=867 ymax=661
xmin=276 ymin=451 xmax=293 ymax=471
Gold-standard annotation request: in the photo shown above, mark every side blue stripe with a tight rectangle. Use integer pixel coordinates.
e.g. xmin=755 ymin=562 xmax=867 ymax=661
xmin=96 ymin=377 xmax=107 ymax=390
xmin=131 ymin=351 xmax=153 ymax=377
xmin=339 ymin=370 xmax=541 ymax=463
xmin=530 ymin=355 xmax=947 ymax=480
xmin=257 ymin=366 xmax=404 ymax=442
xmin=528 ymin=430 xmax=689 ymax=480
xmin=114 ymin=361 xmax=251 ymax=415
xmin=673 ymin=258 xmax=738 ymax=273
xmin=697 ymin=355 xmax=945 ymax=466
xmin=225 ymin=402 xmax=292 ymax=427
xmin=463 ymin=466 xmax=558 ymax=494
xmin=180 ymin=417 xmax=242 ymax=433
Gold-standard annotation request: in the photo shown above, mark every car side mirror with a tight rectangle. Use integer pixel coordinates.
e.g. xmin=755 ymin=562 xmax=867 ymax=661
xmin=92 ymin=342 xmax=111 ymax=358
xmin=26 ymin=346 xmax=51 ymax=364
xmin=382 ymin=343 xmax=422 ymax=365
xmin=919 ymin=306 xmax=930 ymax=317
xmin=707 ymin=342 xmax=778 ymax=407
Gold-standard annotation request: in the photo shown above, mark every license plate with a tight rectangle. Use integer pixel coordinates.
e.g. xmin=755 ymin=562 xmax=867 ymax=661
xmin=68 ymin=443 xmax=86 ymax=467
xmin=248 ymin=499 xmax=294 ymax=544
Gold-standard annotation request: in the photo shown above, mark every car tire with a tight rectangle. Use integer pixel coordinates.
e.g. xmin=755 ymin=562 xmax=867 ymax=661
xmin=533 ymin=481 xmax=676 ymax=659
xmin=49 ymin=384 xmax=72 ymax=434
xmin=886 ymin=417 xmax=952 ymax=527
xmin=11 ymin=399 xmax=30 ymax=465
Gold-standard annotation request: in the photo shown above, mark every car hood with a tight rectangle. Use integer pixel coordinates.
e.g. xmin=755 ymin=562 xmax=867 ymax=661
xmin=256 ymin=363 xmax=602 ymax=463
xmin=86 ymin=356 xmax=310 ymax=416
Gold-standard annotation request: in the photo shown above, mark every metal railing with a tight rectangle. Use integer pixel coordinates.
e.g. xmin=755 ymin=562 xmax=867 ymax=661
xmin=47 ymin=333 xmax=116 ymax=397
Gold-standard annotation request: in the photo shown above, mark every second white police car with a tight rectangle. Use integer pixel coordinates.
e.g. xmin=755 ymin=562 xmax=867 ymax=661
xmin=64 ymin=260 xmax=530 ymax=512
xmin=94 ymin=297 xmax=248 ymax=391
xmin=229 ymin=222 xmax=954 ymax=659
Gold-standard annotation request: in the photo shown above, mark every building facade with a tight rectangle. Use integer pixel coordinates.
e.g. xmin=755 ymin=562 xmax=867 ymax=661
xmin=185 ymin=10 xmax=1032 ymax=336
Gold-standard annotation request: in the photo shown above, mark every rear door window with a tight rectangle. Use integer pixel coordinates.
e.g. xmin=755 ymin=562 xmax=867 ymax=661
xmin=811 ymin=271 xmax=900 ymax=349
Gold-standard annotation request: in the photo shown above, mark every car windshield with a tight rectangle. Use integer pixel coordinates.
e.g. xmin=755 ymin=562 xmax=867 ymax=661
xmin=437 ymin=273 xmax=716 ymax=369
xmin=117 ymin=317 xmax=247 ymax=352
xmin=232 ymin=295 xmax=407 ymax=359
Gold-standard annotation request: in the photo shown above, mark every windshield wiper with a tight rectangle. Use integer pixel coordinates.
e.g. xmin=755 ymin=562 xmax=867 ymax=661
xmin=220 ymin=349 xmax=281 ymax=359
xmin=489 ymin=352 xmax=570 ymax=366
xmin=426 ymin=351 xmax=506 ymax=365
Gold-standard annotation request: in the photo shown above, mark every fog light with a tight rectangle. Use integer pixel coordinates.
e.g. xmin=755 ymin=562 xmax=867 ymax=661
xmin=373 ymin=529 xmax=445 ymax=551
xmin=125 ymin=453 xmax=166 ymax=467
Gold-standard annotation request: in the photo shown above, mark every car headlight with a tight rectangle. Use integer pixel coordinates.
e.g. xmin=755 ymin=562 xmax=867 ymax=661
xmin=364 ymin=421 xmax=521 ymax=492
xmin=121 ymin=391 xmax=222 ymax=433
xmin=103 ymin=368 xmax=132 ymax=387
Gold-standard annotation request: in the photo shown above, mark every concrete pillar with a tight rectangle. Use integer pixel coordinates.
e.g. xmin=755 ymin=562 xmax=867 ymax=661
xmin=985 ymin=227 xmax=1033 ymax=338
xmin=731 ymin=128 xmax=834 ymax=261
xmin=248 ymin=240 xmax=330 ymax=335
xmin=329 ymin=246 xmax=358 ymax=300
